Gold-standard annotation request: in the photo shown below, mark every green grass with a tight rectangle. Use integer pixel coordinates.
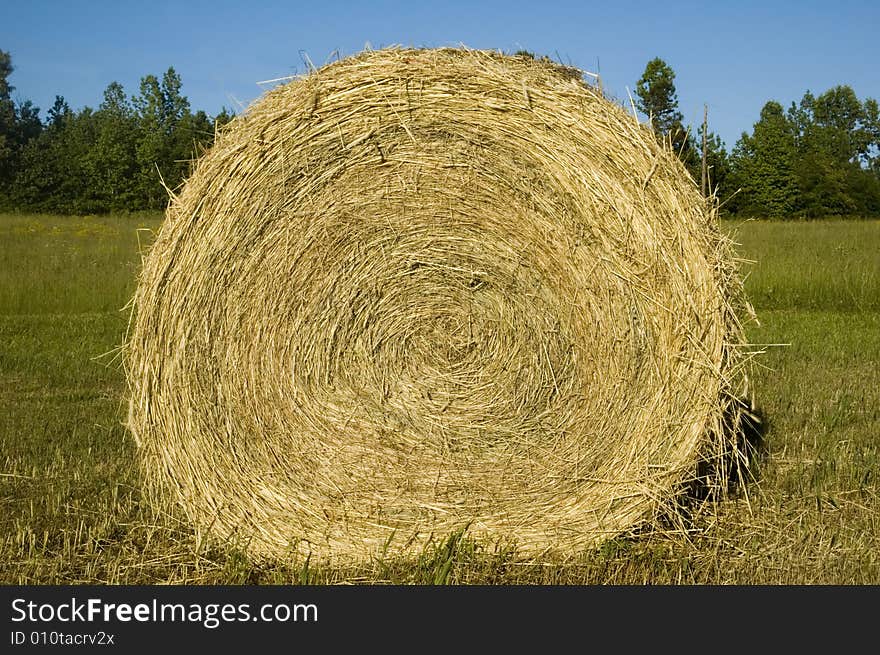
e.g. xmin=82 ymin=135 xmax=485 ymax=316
xmin=730 ymin=218 xmax=880 ymax=312
xmin=1 ymin=214 xmax=878 ymax=584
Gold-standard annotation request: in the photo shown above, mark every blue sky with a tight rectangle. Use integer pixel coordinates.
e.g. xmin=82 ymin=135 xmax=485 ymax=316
xmin=2 ymin=0 xmax=877 ymax=149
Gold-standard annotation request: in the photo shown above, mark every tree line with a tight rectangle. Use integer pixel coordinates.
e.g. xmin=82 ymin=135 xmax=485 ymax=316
xmin=1 ymin=47 xmax=879 ymax=217
xmin=634 ymin=57 xmax=880 ymax=217
xmin=0 ymin=49 xmax=232 ymax=214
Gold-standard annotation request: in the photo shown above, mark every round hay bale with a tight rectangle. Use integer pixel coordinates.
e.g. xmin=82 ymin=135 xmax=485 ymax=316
xmin=126 ymin=47 xmax=751 ymax=561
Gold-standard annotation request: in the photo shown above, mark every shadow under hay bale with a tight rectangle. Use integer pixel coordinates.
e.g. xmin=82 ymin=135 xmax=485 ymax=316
xmin=682 ymin=396 xmax=768 ymax=504
xmin=125 ymin=47 xmax=756 ymax=562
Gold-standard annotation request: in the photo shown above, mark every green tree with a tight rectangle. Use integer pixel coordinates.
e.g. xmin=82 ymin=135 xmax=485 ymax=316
xmin=635 ymin=58 xmax=684 ymax=137
xmin=88 ymin=82 xmax=139 ymax=210
xmin=134 ymin=73 xmax=168 ymax=208
xmin=212 ymin=107 xmax=235 ymax=133
xmin=47 ymin=95 xmax=69 ymax=127
xmin=160 ymin=68 xmax=189 ymax=127
xmin=729 ymin=101 xmax=799 ymax=217
xmin=134 ymin=67 xmax=193 ymax=209
xmin=786 ymin=87 xmax=880 ymax=216
xmin=0 ymin=50 xmax=43 ymax=205
xmin=13 ymin=104 xmax=97 ymax=213
xmin=864 ymin=97 xmax=880 ymax=174
xmin=11 ymin=107 xmax=66 ymax=211
xmin=0 ymin=49 xmax=12 ymax=100
xmin=0 ymin=49 xmax=18 ymax=194
xmin=13 ymin=99 xmax=42 ymax=145
xmin=635 ymin=57 xmax=697 ymax=177
xmin=174 ymin=109 xmax=213 ymax=159
xmin=3 ymin=52 xmax=235 ymax=213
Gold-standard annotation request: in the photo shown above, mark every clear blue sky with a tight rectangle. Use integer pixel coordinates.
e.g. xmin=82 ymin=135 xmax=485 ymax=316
xmin=2 ymin=0 xmax=877 ymax=149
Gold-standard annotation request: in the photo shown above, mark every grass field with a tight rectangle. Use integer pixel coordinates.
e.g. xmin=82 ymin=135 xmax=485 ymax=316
xmin=1 ymin=213 xmax=878 ymax=584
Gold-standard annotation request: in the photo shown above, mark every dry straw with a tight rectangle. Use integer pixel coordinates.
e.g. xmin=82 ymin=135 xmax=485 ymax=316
xmin=126 ymin=47 xmax=754 ymax=562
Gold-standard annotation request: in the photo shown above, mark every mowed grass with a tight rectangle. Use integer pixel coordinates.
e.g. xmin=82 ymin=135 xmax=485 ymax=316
xmin=1 ymin=213 xmax=878 ymax=584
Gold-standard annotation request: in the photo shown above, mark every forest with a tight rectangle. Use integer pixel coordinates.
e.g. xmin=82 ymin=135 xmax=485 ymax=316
xmin=1 ymin=48 xmax=878 ymax=217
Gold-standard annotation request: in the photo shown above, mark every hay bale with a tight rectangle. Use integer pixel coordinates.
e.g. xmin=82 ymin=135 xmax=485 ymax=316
xmin=126 ymin=47 xmax=752 ymax=561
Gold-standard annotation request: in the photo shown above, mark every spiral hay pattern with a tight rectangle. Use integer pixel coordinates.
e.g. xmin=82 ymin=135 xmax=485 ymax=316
xmin=126 ymin=48 xmax=751 ymax=561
